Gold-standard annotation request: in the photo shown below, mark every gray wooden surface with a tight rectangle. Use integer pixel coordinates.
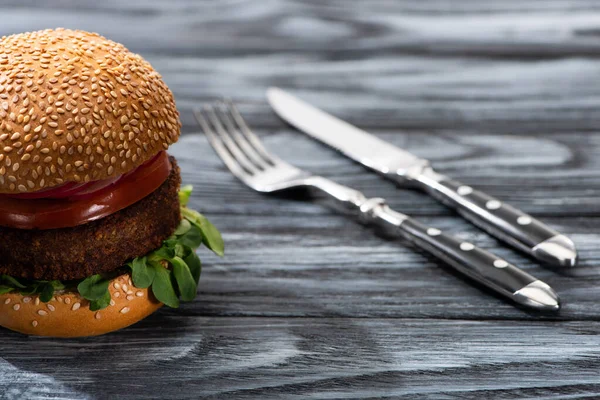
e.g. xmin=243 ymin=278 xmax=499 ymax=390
xmin=1 ymin=0 xmax=600 ymax=399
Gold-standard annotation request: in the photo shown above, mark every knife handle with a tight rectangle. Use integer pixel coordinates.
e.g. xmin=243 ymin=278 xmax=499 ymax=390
xmin=413 ymin=167 xmax=577 ymax=267
xmin=307 ymin=176 xmax=560 ymax=311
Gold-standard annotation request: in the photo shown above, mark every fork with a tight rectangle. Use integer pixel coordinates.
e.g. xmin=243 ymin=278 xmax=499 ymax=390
xmin=194 ymin=101 xmax=561 ymax=311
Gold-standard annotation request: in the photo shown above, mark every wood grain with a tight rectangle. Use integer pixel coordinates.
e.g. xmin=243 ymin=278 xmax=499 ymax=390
xmin=1 ymin=0 xmax=600 ymax=398
xmin=2 ymin=317 xmax=600 ymax=399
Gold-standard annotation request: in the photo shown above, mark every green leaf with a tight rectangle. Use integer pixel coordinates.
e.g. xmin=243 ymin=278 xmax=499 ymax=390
xmin=196 ymin=215 xmax=224 ymax=256
xmin=19 ymin=283 xmax=43 ymax=296
xmin=174 ymin=219 xmax=192 ymax=236
xmin=178 ymin=224 xmax=203 ymax=249
xmin=179 ymin=185 xmax=193 ymax=206
xmin=39 ymin=282 xmax=55 ymax=302
xmin=90 ymin=290 xmax=111 ymax=311
xmin=50 ymin=280 xmax=66 ymax=291
xmin=181 ymin=208 xmax=224 ymax=256
xmin=169 ymin=256 xmax=197 ymax=302
xmin=149 ymin=263 xmax=179 ymax=308
xmin=1 ymin=275 xmax=26 ymax=289
xmin=184 ymin=250 xmax=202 ymax=284
xmin=130 ymin=257 xmax=155 ymax=289
xmin=172 ymin=243 xmax=185 ymax=258
xmin=77 ymin=275 xmax=110 ymax=301
xmin=164 ymin=238 xmax=179 ymax=249
xmin=0 ymin=285 xmax=14 ymax=295
xmin=151 ymin=245 xmax=175 ymax=261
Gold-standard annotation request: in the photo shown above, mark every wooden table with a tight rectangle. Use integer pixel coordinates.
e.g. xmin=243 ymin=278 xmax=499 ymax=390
xmin=1 ymin=1 xmax=599 ymax=398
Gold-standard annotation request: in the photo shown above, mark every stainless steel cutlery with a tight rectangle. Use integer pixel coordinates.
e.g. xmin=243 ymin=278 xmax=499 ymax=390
xmin=194 ymin=101 xmax=561 ymax=311
xmin=267 ymin=88 xmax=577 ymax=268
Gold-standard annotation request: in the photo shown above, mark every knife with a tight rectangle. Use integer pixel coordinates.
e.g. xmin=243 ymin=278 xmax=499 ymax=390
xmin=267 ymin=88 xmax=578 ymax=268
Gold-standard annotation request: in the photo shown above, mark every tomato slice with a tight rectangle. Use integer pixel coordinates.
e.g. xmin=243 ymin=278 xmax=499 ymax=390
xmin=7 ymin=182 xmax=89 ymax=200
xmin=0 ymin=151 xmax=172 ymax=229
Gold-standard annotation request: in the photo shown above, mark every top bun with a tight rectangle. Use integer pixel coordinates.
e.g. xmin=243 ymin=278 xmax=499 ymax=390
xmin=0 ymin=28 xmax=180 ymax=194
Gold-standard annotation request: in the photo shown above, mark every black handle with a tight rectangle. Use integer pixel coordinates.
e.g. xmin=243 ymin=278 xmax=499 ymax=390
xmin=397 ymin=217 xmax=536 ymax=297
xmin=413 ymin=170 xmax=577 ymax=267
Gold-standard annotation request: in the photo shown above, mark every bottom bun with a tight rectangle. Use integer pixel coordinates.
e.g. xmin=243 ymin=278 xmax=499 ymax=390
xmin=0 ymin=273 xmax=162 ymax=337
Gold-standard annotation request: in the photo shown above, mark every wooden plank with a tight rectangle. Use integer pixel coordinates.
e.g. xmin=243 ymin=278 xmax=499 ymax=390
xmin=2 ymin=317 xmax=600 ymax=399
xmin=0 ymin=0 xmax=599 ymax=397
xmin=1 ymin=1 xmax=600 ymax=133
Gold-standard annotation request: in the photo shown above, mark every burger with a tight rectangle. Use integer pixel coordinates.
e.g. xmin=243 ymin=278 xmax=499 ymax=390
xmin=0 ymin=29 xmax=223 ymax=337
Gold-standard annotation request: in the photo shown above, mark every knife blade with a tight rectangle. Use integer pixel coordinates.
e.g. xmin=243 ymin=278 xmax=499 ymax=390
xmin=267 ymin=87 xmax=578 ymax=267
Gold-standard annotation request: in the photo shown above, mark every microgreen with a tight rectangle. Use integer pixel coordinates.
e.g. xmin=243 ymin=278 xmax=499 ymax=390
xmin=178 ymin=185 xmax=193 ymax=207
xmin=129 ymin=257 xmax=155 ymax=289
xmin=181 ymin=207 xmax=224 ymax=256
xmin=0 ymin=186 xmax=223 ymax=311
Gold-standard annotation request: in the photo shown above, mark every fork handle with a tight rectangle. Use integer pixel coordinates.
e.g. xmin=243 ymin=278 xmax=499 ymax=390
xmin=307 ymin=176 xmax=559 ymax=311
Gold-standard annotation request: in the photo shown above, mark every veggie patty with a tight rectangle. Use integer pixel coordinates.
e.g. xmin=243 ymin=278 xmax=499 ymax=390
xmin=0 ymin=158 xmax=181 ymax=281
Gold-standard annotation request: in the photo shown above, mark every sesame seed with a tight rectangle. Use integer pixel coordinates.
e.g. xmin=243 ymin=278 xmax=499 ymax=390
xmin=0 ymin=28 xmax=181 ymax=194
xmin=32 ymin=320 xmax=38 ymax=327
xmin=47 ymin=304 xmax=55 ymax=312
xmin=22 ymin=297 xmax=31 ymax=303
xmin=71 ymin=302 xmax=81 ymax=311
xmin=95 ymin=312 xmax=101 ymax=320
xmin=120 ymin=307 xmax=130 ymax=314
xmin=136 ymin=291 xmax=144 ymax=297
xmin=13 ymin=304 xmax=20 ymax=311
xmin=37 ymin=309 xmax=48 ymax=316
xmin=126 ymin=295 xmax=134 ymax=301
xmin=4 ymin=298 xmax=10 ymax=304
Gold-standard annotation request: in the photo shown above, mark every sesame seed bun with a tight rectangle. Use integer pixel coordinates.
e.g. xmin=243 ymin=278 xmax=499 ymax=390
xmin=0 ymin=273 xmax=162 ymax=337
xmin=0 ymin=28 xmax=181 ymax=194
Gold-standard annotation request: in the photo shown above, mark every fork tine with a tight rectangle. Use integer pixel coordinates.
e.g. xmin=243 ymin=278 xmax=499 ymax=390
xmin=204 ymin=105 xmax=259 ymax=176
xmin=225 ymin=99 xmax=278 ymax=165
xmin=216 ymin=101 xmax=271 ymax=170
xmin=193 ymin=108 xmax=252 ymax=183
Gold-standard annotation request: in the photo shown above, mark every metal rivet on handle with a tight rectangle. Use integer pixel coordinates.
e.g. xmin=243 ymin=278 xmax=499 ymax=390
xmin=486 ymin=200 xmax=501 ymax=210
xmin=457 ymin=186 xmax=473 ymax=196
xmin=460 ymin=242 xmax=475 ymax=251
xmin=427 ymin=228 xmax=441 ymax=236
xmin=517 ymin=216 xmax=532 ymax=225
